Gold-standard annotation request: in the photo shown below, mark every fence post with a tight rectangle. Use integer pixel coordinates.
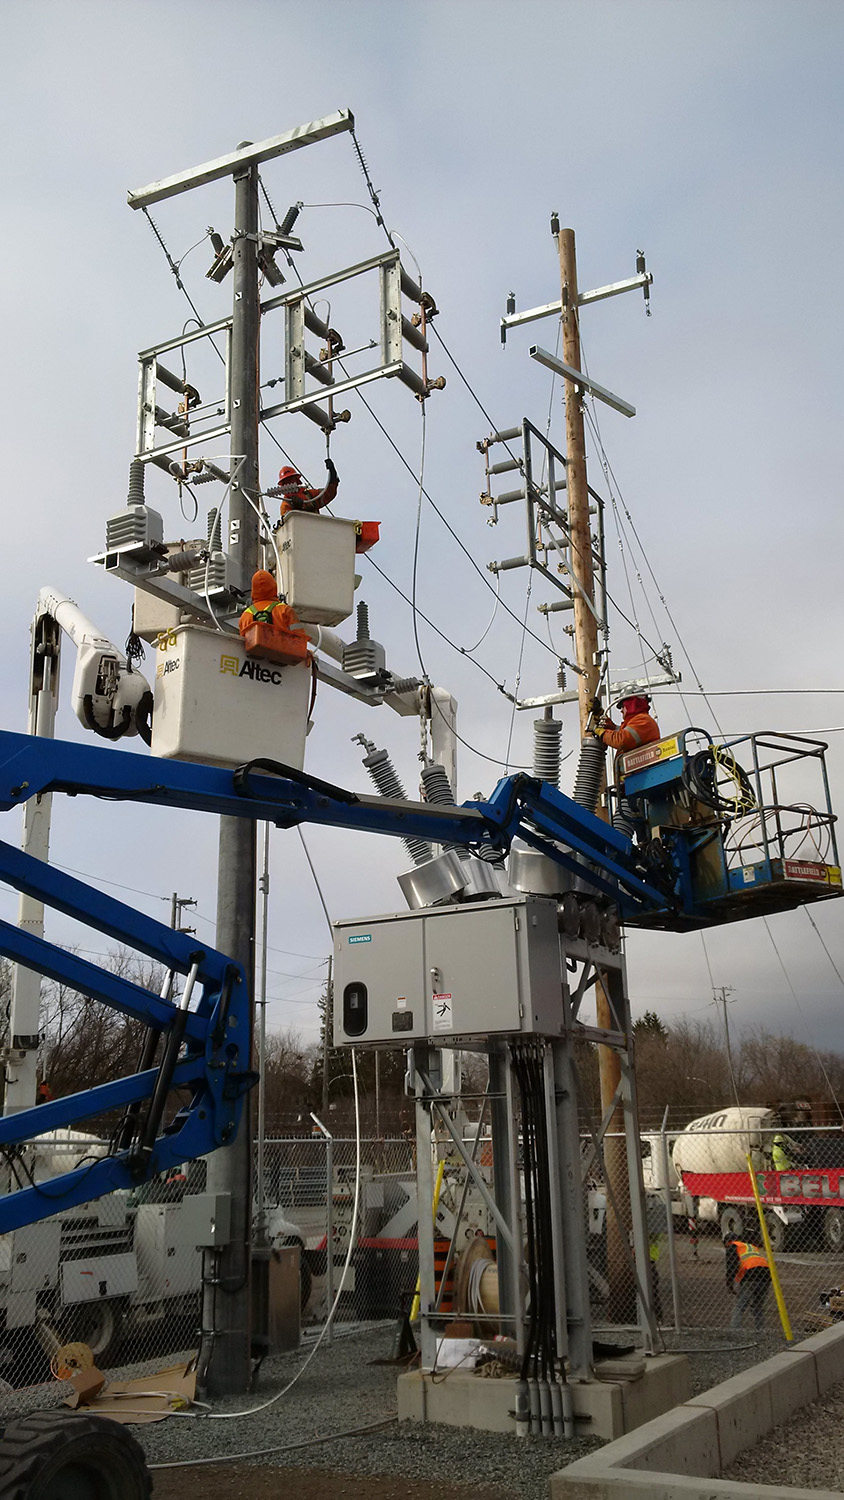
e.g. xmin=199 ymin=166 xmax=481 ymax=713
xmin=660 ymin=1105 xmax=682 ymax=1336
xmin=311 ymin=1113 xmax=334 ymax=1342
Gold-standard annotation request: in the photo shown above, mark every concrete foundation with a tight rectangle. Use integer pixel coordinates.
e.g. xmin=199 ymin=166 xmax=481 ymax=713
xmin=550 ymin=1323 xmax=844 ymax=1499
xmin=397 ymin=1353 xmax=690 ymax=1441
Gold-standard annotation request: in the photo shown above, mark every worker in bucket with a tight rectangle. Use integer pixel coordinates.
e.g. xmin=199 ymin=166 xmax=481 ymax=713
xmin=595 ymin=693 xmax=660 ymax=754
xmin=239 ymin=570 xmax=309 ymax=666
xmin=276 ymin=457 xmax=339 ymax=516
xmin=724 ymin=1234 xmax=772 ymax=1332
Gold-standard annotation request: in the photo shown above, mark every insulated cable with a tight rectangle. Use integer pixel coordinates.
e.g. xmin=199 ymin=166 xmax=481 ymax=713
xmin=267 ymin=239 xmax=561 ymax=697
xmin=148 ymin=1413 xmax=397 ymax=1469
xmin=430 ymin=319 xmax=662 ymax=669
xmin=183 ymin=1048 xmax=362 ymax=1421
xmin=581 ymin=397 xmax=723 ymax=734
xmin=410 ymin=400 xmax=428 ymax=679
xmin=347 ymin=376 xmax=565 ymax=665
xmin=203 ymin=456 xmax=246 ymax=634
xmin=804 ymin=907 xmax=844 ymax=996
xmin=763 ymin=918 xmax=844 ymax=1127
xmin=504 ymin=574 xmax=532 ymax=772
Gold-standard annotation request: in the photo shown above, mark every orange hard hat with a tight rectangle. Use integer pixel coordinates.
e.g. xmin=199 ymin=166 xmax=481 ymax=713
xmin=278 ymin=465 xmax=302 ymax=486
xmin=251 ymin=569 xmax=278 ymax=600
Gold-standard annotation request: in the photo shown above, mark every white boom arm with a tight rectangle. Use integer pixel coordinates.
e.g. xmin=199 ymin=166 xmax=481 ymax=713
xmin=36 ymin=587 xmax=152 ymax=740
xmin=2 ymin=591 xmax=153 ymax=1118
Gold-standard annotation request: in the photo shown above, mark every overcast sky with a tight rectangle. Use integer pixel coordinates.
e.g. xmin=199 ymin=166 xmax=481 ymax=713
xmin=1 ymin=0 xmax=843 ymax=1071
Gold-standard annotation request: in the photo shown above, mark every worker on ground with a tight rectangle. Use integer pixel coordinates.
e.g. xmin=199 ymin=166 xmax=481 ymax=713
xmin=648 ymin=1231 xmax=663 ymax=1324
xmin=277 ymin=458 xmax=339 ymax=516
xmin=724 ymin=1235 xmax=772 ymax=1332
xmin=646 ymin=1196 xmax=667 ymax=1324
xmin=595 ymin=693 xmax=660 ymax=754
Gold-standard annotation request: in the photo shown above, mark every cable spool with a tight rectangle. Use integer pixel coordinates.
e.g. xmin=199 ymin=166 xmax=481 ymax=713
xmin=533 ymin=713 xmax=562 ymax=787
xmin=685 ymin=746 xmax=756 ymax=818
xmin=51 ymin=1342 xmax=94 ymax=1381
xmin=573 ymin=735 xmax=607 ymax=814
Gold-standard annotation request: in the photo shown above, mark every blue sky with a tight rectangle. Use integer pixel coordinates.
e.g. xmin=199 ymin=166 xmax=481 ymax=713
xmin=1 ymin=0 xmax=843 ymax=1061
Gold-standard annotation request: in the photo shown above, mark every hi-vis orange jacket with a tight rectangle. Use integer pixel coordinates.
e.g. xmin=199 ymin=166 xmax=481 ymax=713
xmin=599 ymin=710 xmax=660 ymax=754
xmin=729 ymin=1240 xmax=769 ymax=1285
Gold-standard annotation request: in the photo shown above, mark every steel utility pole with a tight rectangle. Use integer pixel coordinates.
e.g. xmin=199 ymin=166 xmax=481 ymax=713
xmin=555 ymin=225 xmax=636 ymax=1323
xmin=169 ymin=892 xmax=197 ymax=933
xmin=126 ymin=112 xmax=355 ymax=1396
xmin=200 ymin=151 xmax=262 ymax=1396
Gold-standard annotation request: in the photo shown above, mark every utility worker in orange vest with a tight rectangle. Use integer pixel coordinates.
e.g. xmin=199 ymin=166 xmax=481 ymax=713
xmin=595 ymin=693 xmax=660 ymax=755
xmin=238 ymin=570 xmax=309 ymax=666
xmin=277 ymin=458 xmax=339 ymax=516
xmin=724 ymin=1235 xmax=772 ymax=1331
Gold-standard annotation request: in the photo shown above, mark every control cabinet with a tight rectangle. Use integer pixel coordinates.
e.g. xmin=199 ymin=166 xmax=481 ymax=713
xmin=333 ymin=895 xmax=563 ymax=1045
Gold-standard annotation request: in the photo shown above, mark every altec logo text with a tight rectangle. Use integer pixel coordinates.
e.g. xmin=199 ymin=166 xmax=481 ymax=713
xmin=219 ymin=655 xmax=285 ymax=686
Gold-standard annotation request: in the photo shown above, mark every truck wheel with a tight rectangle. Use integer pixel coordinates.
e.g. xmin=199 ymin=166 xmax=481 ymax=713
xmin=764 ymin=1212 xmax=788 ymax=1253
xmin=0 ymin=1410 xmax=151 ymax=1499
xmin=59 ymin=1300 xmax=125 ymax=1369
xmin=824 ymin=1207 xmax=844 ymax=1252
xmin=718 ymin=1204 xmax=745 ymax=1239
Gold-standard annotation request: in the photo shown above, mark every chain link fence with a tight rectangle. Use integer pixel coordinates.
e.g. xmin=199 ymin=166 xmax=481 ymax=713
xmin=0 ymin=1134 xmax=419 ymax=1422
xmin=4 ymin=1118 xmax=843 ymax=1422
xmin=627 ymin=1117 xmax=844 ymax=1341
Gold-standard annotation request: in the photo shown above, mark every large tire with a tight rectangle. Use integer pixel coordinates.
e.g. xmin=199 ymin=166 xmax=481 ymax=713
xmin=718 ymin=1203 xmax=745 ymax=1240
xmin=824 ymin=1207 xmax=844 ymax=1253
xmin=59 ymin=1301 xmax=125 ymax=1369
xmin=0 ymin=1410 xmax=151 ymax=1499
xmin=764 ymin=1211 xmax=788 ymax=1253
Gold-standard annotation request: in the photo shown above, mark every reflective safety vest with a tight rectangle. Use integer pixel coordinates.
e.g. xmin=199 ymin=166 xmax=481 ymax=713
xmin=241 ymin=601 xmax=281 ymax=625
xmin=772 ymin=1136 xmax=792 ymax=1171
xmin=732 ymin=1240 xmax=769 ymax=1283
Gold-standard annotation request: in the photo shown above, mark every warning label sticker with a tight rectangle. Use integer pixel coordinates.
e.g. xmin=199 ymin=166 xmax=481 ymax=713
xmin=432 ymin=993 xmax=453 ymax=1032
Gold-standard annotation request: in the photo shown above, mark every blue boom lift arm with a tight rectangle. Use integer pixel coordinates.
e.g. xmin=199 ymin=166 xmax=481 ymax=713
xmin=0 ymin=725 xmax=838 ymax=1231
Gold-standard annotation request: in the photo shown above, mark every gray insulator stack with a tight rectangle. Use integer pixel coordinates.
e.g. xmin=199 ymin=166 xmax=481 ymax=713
xmin=533 ymin=710 xmax=562 ymax=787
xmin=355 ymin=735 xmax=433 ymax=868
xmin=420 ymin=760 xmax=463 ymax=855
xmin=206 ymin=507 xmax=222 ymax=551
xmin=164 ymin=547 xmax=204 ymax=574
xmin=420 ymin=760 xmax=455 ymax=806
xmin=572 ymin=735 xmax=607 ymax=814
xmin=342 ymin=601 xmax=386 ymax=683
xmin=127 ymin=459 xmax=145 ymax=506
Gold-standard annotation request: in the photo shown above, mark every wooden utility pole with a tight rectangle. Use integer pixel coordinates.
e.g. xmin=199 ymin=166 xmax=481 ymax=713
xmin=555 ymin=225 xmax=636 ymax=1324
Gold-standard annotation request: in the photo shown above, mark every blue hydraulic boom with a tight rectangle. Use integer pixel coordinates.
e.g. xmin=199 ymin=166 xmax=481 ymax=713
xmin=0 ymin=723 xmax=838 ymax=1231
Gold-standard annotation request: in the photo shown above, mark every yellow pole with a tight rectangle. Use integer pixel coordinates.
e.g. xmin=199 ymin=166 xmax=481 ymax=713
xmin=410 ymin=1157 xmax=445 ymax=1324
xmin=745 ymin=1152 xmax=793 ymax=1341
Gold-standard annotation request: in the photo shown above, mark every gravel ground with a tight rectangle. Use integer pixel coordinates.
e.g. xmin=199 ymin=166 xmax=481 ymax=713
xmin=134 ymin=1325 xmax=799 ymax=1499
xmin=2 ymin=1323 xmax=803 ymax=1496
xmin=723 ymin=1379 xmax=844 ymax=1493
xmin=658 ymin=1326 xmax=790 ymax=1395
xmin=136 ymin=1327 xmax=604 ymax=1500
